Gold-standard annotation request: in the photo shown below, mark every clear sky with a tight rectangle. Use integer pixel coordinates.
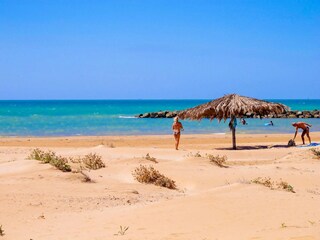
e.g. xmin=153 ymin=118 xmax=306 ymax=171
xmin=0 ymin=0 xmax=319 ymax=100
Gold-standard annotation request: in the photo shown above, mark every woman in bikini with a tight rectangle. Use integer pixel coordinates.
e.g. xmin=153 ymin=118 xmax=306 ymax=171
xmin=172 ymin=116 xmax=184 ymax=150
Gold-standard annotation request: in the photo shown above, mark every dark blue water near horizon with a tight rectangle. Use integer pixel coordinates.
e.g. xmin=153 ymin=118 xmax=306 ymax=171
xmin=0 ymin=99 xmax=319 ymax=136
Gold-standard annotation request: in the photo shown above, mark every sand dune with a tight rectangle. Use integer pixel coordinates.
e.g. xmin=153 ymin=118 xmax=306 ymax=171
xmin=0 ymin=133 xmax=320 ymax=239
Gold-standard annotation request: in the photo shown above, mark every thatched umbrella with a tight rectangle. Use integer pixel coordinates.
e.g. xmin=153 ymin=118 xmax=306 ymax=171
xmin=178 ymin=94 xmax=288 ymax=149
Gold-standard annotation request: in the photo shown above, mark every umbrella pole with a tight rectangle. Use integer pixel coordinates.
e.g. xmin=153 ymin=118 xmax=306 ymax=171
xmin=232 ymin=126 xmax=236 ymax=150
xmin=229 ymin=117 xmax=237 ymax=150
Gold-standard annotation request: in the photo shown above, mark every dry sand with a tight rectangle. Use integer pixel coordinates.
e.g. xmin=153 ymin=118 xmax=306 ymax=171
xmin=1 ymin=132 xmax=320 ymax=240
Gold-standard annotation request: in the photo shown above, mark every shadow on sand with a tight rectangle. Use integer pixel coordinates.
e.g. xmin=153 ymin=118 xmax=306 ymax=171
xmin=215 ymin=145 xmax=289 ymax=150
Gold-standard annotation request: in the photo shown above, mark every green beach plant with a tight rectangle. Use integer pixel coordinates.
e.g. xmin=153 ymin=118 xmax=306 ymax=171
xmin=28 ymin=149 xmax=72 ymax=172
xmin=28 ymin=148 xmax=56 ymax=163
xmin=50 ymin=156 xmax=72 ymax=172
xmin=28 ymin=149 xmax=105 ymax=182
xmin=252 ymin=177 xmax=295 ymax=193
xmin=276 ymin=180 xmax=295 ymax=193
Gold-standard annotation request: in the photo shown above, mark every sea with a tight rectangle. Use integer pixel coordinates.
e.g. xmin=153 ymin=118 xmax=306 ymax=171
xmin=0 ymin=99 xmax=319 ymax=136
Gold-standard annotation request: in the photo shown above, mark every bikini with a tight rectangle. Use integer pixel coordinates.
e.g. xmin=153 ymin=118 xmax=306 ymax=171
xmin=173 ymin=130 xmax=180 ymax=135
xmin=302 ymin=126 xmax=309 ymax=134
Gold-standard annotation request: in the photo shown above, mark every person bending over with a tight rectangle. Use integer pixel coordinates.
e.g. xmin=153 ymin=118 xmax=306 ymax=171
xmin=292 ymin=122 xmax=312 ymax=145
xmin=172 ymin=117 xmax=184 ymax=150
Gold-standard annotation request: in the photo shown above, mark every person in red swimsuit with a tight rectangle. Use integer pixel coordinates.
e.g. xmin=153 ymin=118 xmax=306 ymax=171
xmin=172 ymin=116 xmax=184 ymax=150
xmin=292 ymin=122 xmax=312 ymax=145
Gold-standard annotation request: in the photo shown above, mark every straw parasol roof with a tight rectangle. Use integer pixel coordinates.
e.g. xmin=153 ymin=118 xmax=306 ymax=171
xmin=179 ymin=94 xmax=288 ymax=121
xmin=178 ymin=94 xmax=288 ymax=149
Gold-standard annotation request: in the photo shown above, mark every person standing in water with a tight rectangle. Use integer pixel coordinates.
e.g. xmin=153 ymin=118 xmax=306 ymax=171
xmin=292 ymin=122 xmax=312 ymax=145
xmin=240 ymin=118 xmax=247 ymax=125
xmin=172 ymin=116 xmax=184 ymax=150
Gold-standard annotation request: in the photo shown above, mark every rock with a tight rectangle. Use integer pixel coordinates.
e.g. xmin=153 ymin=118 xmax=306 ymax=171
xmin=166 ymin=112 xmax=176 ymax=118
xmin=312 ymin=111 xmax=319 ymax=115
xmin=150 ymin=112 xmax=157 ymax=118
xmin=142 ymin=113 xmax=150 ymax=118
xmin=136 ymin=110 xmax=318 ymax=119
xmin=157 ymin=112 xmax=166 ymax=118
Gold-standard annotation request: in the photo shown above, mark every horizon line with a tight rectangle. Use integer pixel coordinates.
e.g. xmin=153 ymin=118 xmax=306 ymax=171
xmin=0 ymin=98 xmax=319 ymax=101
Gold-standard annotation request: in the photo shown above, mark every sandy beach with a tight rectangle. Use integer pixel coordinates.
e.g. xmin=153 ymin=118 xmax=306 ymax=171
xmin=1 ymin=132 xmax=320 ymax=240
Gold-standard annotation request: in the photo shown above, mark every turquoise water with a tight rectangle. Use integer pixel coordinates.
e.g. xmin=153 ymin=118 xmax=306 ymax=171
xmin=0 ymin=99 xmax=319 ymax=136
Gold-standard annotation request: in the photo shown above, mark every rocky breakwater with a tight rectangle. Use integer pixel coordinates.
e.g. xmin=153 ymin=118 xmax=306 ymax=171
xmin=136 ymin=110 xmax=320 ymax=119
xmin=135 ymin=111 xmax=180 ymax=118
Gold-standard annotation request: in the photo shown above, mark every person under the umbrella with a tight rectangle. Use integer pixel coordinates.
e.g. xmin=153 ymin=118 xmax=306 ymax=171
xmin=292 ymin=122 xmax=312 ymax=145
xmin=172 ymin=116 xmax=184 ymax=150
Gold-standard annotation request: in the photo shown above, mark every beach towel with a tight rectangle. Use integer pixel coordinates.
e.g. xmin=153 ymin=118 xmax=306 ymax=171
xmin=297 ymin=143 xmax=320 ymax=148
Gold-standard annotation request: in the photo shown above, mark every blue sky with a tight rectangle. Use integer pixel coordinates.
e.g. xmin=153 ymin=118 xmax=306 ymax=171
xmin=0 ymin=0 xmax=319 ymax=99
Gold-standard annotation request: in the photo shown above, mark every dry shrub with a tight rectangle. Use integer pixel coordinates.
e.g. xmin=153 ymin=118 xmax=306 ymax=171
xmin=107 ymin=143 xmax=115 ymax=148
xmin=252 ymin=177 xmax=295 ymax=193
xmin=28 ymin=149 xmax=71 ymax=172
xmin=79 ymin=171 xmax=94 ymax=183
xmin=132 ymin=165 xmax=176 ymax=189
xmin=252 ymin=177 xmax=273 ymax=188
xmin=238 ymin=178 xmax=251 ymax=184
xmin=82 ymin=153 xmax=105 ymax=170
xmin=69 ymin=156 xmax=82 ymax=164
xmin=0 ymin=225 xmax=4 ymax=236
xmin=206 ymin=154 xmax=228 ymax=168
xmin=187 ymin=152 xmax=202 ymax=157
xmin=114 ymin=226 xmax=129 ymax=236
xmin=144 ymin=153 xmax=158 ymax=163
xmin=193 ymin=152 xmax=202 ymax=157
xmin=310 ymin=148 xmax=320 ymax=159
